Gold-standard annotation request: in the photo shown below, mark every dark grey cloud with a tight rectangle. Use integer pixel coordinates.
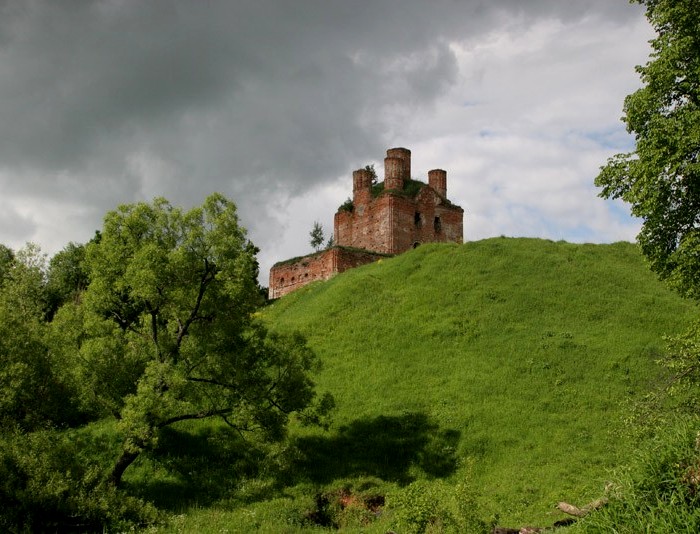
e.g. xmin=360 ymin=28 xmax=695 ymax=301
xmin=0 ymin=0 xmax=646 ymax=272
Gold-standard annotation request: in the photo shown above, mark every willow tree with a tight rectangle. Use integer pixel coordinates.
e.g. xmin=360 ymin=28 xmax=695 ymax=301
xmin=58 ymin=194 xmax=330 ymax=486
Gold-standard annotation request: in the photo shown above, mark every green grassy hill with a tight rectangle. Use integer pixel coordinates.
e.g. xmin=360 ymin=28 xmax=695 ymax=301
xmin=258 ymin=238 xmax=696 ymax=528
xmin=146 ymin=238 xmax=697 ymax=532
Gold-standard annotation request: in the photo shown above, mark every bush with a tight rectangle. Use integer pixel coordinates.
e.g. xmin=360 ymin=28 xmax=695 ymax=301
xmin=389 ymin=480 xmax=456 ymax=533
xmin=338 ymin=198 xmax=354 ymax=212
xmin=387 ymin=461 xmax=491 ymax=534
xmin=573 ymin=419 xmax=700 ymax=533
xmin=0 ymin=428 xmax=161 ymax=532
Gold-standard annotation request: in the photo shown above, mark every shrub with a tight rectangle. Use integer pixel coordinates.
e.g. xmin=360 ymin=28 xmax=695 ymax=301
xmin=0 ymin=428 xmax=161 ymax=532
xmin=573 ymin=420 xmax=700 ymax=533
xmin=389 ymin=480 xmax=456 ymax=533
xmin=338 ymin=198 xmax=354 ymax=212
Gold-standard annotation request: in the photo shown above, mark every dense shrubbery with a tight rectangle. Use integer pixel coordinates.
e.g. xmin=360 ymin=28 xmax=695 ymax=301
xmin=0 ymin=428 xmax=160 ymax=532
xmin=572 ymin=421 xmax=700 ymax=533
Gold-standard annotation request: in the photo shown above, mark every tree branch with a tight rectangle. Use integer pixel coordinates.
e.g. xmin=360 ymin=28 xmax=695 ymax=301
xmin=176 ymin=258 xmax=216 ymax=350
xmin=157 ymin=408 xmax=233 ymax=428
xmin=187 ymin=375 xmax=236 ymax=389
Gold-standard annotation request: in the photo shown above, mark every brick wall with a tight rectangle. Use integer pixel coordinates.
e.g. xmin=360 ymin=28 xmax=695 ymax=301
xmin=334 ymin=187 xmax=463 ymax=255
xmin=268 ymin=247 xmax=387 ymax=299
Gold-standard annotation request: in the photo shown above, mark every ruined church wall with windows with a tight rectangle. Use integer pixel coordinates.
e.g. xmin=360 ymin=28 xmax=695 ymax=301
xmin=268 ymin=147 xmax=464 ymax=299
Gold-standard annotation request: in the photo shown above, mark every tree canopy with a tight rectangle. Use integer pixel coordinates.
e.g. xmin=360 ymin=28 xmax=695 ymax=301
xmin=595 ymin=0 xmax=700 ymax=299
xmin=52 ymin=194 xmax=330 ymax=485
xmin=0 ymin=245 xmax=81 ymax=429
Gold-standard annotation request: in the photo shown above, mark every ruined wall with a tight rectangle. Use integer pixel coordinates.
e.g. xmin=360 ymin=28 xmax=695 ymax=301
xmin=335 ymin=194 xmax=396 ymax=254
xmin=334 ymin=182 xmax=463 ymax=254
xmin=268 ymin=247 xmax=387 ymax=299
xmin=269 ymin=147 xmax=464 ymax=299
xmin=334 ymin=148 xmax=463 ymax=255
xmin=387 ymin=188 xmax=464 ymax=253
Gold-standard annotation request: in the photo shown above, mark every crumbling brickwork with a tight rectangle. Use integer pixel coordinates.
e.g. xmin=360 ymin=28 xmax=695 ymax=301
xmin=268 ymin=247 xmax=388 ymax=299
xmin=269 ymin=147 xmax=464 ymax=298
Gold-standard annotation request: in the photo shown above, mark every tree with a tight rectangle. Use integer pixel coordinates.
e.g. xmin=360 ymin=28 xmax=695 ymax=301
xmin=46 ymin=241 xmax=90 ymax=319
xmin=0 ymin=244 xmax=81 ymax=429
xmin=59 ymin=194 xmax=330 ymax=486
xmin=365 ymin=164 xmax=378 ymax=187
xmin=595 ymin=0 xmax=700 ymax=299
xmin=310 ymin=221 xmax=325 ymax=252
xmin=0 ymin=244 xmax=13 ymax=287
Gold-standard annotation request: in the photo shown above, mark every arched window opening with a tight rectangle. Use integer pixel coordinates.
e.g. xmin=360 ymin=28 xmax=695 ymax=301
xmin=414 ymin=211 xmax=422 ymax=228
xmin=434 ymin=216 xmax=442 ymax=233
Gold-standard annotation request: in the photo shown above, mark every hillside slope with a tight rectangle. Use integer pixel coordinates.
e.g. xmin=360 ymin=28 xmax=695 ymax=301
xmin=264 ymin=238 xmax=697 ymax=525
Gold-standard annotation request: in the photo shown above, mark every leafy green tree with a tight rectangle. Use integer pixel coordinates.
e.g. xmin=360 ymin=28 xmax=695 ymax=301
xmin=0 ymin=245 xmax=80 ymax=429
xmin=0 ymin=244 xmax=13 ymax=286
xmin=61 ymin=194 xmax=330 ymax=486
xmin=596 ymin=0 xmax=700 ymax=447
xmin=596 ymin=0 xmax=700 ymax=299
xmin=46 ymin=241 xmax=90 ymax=319
xmin=365 ymin=164 xmax=378 ymax=186
xmin=310 ymin=221 xmax=325 ymax=252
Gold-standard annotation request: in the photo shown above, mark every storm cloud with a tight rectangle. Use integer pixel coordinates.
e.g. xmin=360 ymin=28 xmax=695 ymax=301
xmin=0 ymin=0 xmax=651 ymax=281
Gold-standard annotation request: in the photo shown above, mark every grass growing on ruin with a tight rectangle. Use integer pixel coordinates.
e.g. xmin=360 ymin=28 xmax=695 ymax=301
xmin=140 ymin=238 xmax=696 ymax=531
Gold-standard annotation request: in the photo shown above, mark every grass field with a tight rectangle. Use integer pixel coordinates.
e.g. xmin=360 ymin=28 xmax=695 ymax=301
xmin=131 ymin=238 xmax=696 ymax=532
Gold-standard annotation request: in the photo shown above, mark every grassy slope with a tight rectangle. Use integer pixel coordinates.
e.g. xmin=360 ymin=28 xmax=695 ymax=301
xmin=261 ymin=238 xmax=696 ymax=526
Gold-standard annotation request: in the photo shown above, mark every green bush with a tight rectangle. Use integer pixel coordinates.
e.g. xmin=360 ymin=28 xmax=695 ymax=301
xmin=573 ymin=420 xmax=700 ymax=533
xmin=0 ymin=428 xmax=161 ymax=532
xmin=389 ymin=480 xmax=456 ymax=533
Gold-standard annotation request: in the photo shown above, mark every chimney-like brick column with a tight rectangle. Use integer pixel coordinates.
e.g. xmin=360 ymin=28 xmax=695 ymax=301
xmin=353 ymin=168 xmax=372 ymax=205
xmin=384 ymin=157 xmax=403 ymax=191
xmin=428 ymin=168 xmax=447 ymax=198
xmin=386 ymin=147 xmax=411 ymax=181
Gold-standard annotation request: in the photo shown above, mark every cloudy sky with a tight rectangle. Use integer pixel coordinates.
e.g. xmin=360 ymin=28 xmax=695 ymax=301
xmin=0 ymin=0 xmax=653 ymax=283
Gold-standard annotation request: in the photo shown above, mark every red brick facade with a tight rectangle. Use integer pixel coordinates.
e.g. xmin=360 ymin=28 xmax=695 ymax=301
xmin=269 ymin=147 xmax=464 ymax=299
xmin=268 ymin=247 xmax=388 ymax=299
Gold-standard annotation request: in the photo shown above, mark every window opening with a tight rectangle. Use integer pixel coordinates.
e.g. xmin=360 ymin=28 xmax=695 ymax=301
xmin=414 ymin=211 xmax=422 ymax=228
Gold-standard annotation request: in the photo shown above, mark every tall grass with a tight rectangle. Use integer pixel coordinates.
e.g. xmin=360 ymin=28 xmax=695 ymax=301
xmin=569 ymin=419 xmax=700 ymax=533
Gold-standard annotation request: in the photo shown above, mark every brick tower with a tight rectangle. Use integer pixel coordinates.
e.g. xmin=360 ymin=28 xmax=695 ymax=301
xmin=269 ymin=148 xmax=464 ymax=298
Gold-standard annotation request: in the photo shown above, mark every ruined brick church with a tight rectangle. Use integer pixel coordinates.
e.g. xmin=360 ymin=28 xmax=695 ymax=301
xmin=268 ymin=147 xmax=464 ymax=299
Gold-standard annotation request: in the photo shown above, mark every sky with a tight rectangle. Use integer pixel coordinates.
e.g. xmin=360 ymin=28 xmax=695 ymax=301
xmin=0 ymin=0 xmax=653 ymax=284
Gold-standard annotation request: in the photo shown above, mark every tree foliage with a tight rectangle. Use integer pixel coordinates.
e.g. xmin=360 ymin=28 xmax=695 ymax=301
xmin=0 ymin=244 xmax=13 ymax=287
xmin=595 ymin=0 xmax=700 ymax=299
xmin=0 ymin=245 xmax=82 ymax=429
xmin=310 ymin=221 xmax=325 ymax=252
xmin=46 ymin=240 xmax=91 ymax=319
xmin=365 ymin=164 xmax=378 ymax=186
xmin=57 ymin=194 xmax=330 ymax=485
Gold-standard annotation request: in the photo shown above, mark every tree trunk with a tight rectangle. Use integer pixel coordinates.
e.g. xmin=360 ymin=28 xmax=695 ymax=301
xmin=556 ymin=497 xmax=608 ymax=517
xmin=108 ymin=448 xmax=140 ymax=487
